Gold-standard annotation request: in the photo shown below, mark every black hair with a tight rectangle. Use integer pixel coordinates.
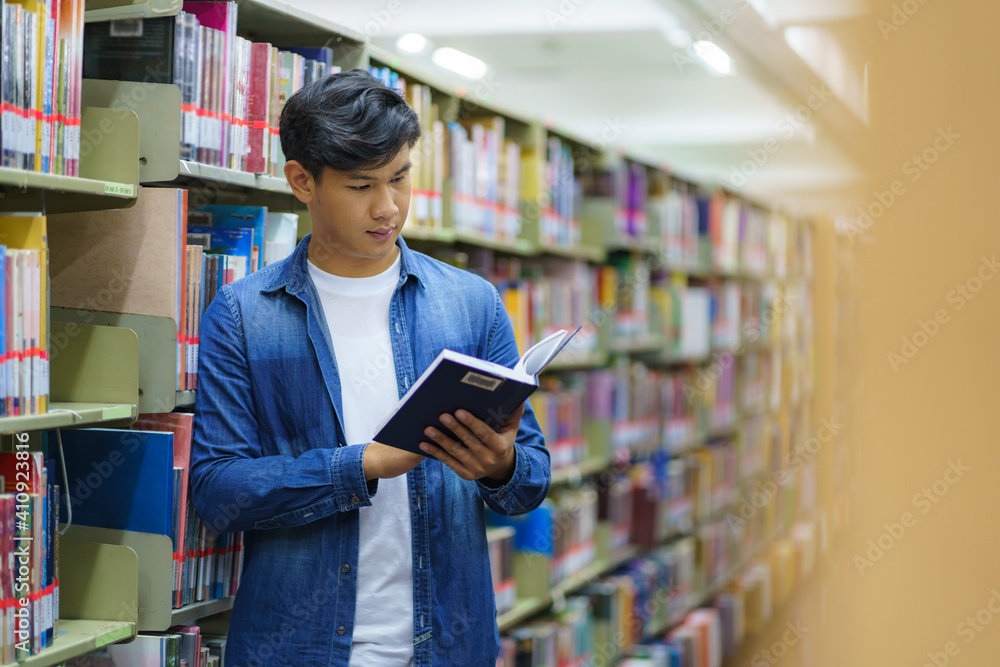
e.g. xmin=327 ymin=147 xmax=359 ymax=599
xmin=279 ymin=69 xmax=421 ymax=181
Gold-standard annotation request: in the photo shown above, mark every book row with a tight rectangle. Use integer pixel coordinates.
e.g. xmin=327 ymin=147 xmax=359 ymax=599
xmin=444 ymin=247 xmax=813 ymax=366
xmin=0 ymin=449 xmax=59 ymax=661
xmin=376 ymin=64 xmax=583 ymax=247
xmin=0 ymin=0 xmax=84 ymax=175
xmin=487 ymin=425 xmax=812 ymax=609
xmin=497 ymin=518 xmax=819 ymax=667
xmin=67 ymin=624 xmax=226 ymax=666
xmin=84 ymin=5 xmax=342 ymax=175
xmin=57 ymin=417 xmax=243 ymax=609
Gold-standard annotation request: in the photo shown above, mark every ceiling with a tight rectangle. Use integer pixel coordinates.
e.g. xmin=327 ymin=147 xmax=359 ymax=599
xmin=294 ymin=0 xmax=874 ymax=216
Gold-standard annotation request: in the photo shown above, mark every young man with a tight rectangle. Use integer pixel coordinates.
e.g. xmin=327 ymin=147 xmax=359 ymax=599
xmin=189 ymin=70 xmax=551 ymax=666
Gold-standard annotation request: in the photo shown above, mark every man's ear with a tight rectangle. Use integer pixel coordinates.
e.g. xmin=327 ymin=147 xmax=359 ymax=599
xmin=284 ymin=160 xmax=315 ymax=204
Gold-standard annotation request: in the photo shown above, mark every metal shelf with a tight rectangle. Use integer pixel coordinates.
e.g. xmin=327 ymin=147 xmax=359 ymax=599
xmin=170 ymin=597 xmax=235 ymax=627
xmin=2 ymin=619 xmax=136 ymax=667
xmin=0 ymin=402 xmax=137 ymax=435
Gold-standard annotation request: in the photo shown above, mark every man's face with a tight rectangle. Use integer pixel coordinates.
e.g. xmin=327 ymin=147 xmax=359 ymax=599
xmin=307 ymin=146 xmax=411 ymax=276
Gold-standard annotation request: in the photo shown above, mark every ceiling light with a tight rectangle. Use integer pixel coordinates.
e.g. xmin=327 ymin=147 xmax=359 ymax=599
xmin=431 ymin=47 xmax=488 ymax=79
xmin=692 ymin=41 xmax=733 ymax=76
xmin=396 ymin=33 xmax=428 ymax=54
xmin=666 ymin=28 xmax=692 ymax=49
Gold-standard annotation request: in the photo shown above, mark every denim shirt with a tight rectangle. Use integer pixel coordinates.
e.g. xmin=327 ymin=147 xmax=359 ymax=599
xmin=189 ymin=234 xmax=551 ymax=667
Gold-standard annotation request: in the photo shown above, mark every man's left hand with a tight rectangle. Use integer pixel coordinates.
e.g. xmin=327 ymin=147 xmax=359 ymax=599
xmin=419 ymin=402 xmax=525 ymax=485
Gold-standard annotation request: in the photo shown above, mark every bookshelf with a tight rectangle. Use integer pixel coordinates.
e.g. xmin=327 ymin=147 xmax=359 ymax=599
xmin=0 ymin=1 xmax=829 ymax=664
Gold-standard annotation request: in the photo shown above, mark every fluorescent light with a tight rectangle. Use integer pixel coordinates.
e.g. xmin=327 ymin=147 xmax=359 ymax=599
xmin=692 ymin=41 xmax=733 ymax=76
xmin=396 ymin=33 xmax=428 ymax=54
xmin=666 ymin=28 xmax=691 ymax=49
xmin=431 ymin=47 xmax=488 ymax=79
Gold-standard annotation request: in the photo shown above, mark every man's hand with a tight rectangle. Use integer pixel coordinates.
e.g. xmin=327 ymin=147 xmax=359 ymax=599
xmin=363 ymin=442 xmax=424 ymax=481
xmin=419 ymin=402 xmax=526 ymax=485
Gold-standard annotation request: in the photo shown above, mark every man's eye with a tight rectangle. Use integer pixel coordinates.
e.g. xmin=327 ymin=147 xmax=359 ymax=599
xmin=350 ymin=185 xmax=370 ymax=191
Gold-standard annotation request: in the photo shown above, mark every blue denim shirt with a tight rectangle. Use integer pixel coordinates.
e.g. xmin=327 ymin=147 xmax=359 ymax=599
xmin=189 ymin=234 xmax=551 ymax=667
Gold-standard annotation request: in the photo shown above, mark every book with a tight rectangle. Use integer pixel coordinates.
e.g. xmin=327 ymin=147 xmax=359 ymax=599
xmin=55 ymin=428 xmax=175 ymax=537
xmin=374 ymin=326 xmax=580 ymax=455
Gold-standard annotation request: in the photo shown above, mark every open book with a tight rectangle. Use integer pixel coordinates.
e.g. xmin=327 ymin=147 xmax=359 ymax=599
xmin=374 ymin=327 xmax=582 ymax=454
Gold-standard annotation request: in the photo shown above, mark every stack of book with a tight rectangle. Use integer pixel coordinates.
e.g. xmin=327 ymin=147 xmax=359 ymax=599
xmin=608 ymin=254 xmax=652 ymax=345
xmin=537 ymin=135 xmax=581 ymax=248
xmin=597 ymin=473 xmax=632 ymax=556
xmin=0 ymin=214 xmax=48 ymax=416
xmin=487 ymin=258 xmax=602 ymax=362
xmin=654 ymin=190 xmax=700 ymax=269
xmin=402 ymin=82 xmax=445 ymax=232
xmin=84 ymin=7 xmax=340 ymax=177
xmin=709 ymin=281 xmax=741 ymax=350
xmin=0 ymin=450 xmax=59 ymax=661
xmin=488 ymin=487 xmax=597 ymax=594
xmin=660 ymin=369 xmax=700 ymax=452
xmin=613 ymin=162 xmax=648 ymax=242
xmin=699 ymin=194 xmax=741 ymax=274
xmin=740 ymin=204 xmax=768 ymax=277
xmin=532 ymin=375 xmax=586 ymax=472
xmin=57 ymin=425 xmax=244 ymax=611
xmin=498 ymin=596 xmax=593 ymax=667
xmin=487 ymin=527 xmax=516 ymax=616
xmin=67 ymin=626 xmax=227 ymax=666
xmin=0 ymin=0 xmax=85 ymax=175
xmin=446 ymin=117 xmax=522 ymax=242
xmin=609 ymin=361 xmax=661 ymax=455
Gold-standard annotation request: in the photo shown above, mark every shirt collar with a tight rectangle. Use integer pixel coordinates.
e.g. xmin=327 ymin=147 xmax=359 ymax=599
xmin=261 ymin=233 xmax=427 ymax=295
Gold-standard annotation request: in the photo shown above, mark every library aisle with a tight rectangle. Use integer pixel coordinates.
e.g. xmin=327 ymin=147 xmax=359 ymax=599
xmin=0 ymin=0 xmax=996 ymax=665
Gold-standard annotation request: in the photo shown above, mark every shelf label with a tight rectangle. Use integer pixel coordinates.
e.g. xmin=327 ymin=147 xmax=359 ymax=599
xmin=103 ymin=182 xmax=135 ymax=197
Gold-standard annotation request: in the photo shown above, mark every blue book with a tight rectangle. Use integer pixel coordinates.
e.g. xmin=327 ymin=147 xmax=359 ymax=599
xmin=187 ymin=226 xmax=254 ymax=269
xmin=56 ymin=429 xmax=174 ymax=537
xmin=196 ymin=205 xmax=267 ymax=256
xmin=696 ymin=196 xmax=711 ymax=238
xmin=278 ymin=46 xmax=333 ymax=69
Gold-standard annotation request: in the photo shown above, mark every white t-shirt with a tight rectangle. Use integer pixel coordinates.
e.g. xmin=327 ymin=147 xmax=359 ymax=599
xmin=307 ymin=252 xmax=414 ymax=667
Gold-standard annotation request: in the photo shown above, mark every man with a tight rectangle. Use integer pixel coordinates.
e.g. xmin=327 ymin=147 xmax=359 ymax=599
xmin=189 ymin=69 xmax=551 ymax=667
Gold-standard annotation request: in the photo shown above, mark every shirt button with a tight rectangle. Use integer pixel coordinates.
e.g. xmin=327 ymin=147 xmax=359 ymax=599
xmin=337 ymin=626 xmax=346 ymax=636
xmin=341 ymin=564 xmax=350 ymax=573
xmin=351 ymin=495 xmax=360 ymax=504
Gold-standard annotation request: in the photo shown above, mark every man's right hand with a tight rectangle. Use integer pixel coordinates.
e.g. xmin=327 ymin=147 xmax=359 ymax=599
xmin=363 ymin=442 xmax=424 ymax=480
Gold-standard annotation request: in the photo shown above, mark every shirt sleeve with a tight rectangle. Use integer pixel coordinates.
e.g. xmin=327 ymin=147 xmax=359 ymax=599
xmin=189 ymin=287 xmax=378 ymax=534
xmin=475 ymin=288 xmax=552 ymax=515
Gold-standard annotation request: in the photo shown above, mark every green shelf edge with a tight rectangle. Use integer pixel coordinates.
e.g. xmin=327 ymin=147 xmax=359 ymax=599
xmin=0 ymin=402 xmax=138 ymax=435
xmin=497 ymin=546 xmax=640 ymax=631
xmin=170 ymin=597 xmax=235 ymax=627
xmin=3 ymin=619 xmax=136 ymax=667
xmin=0 ymin=167 xmax=135 ymax=200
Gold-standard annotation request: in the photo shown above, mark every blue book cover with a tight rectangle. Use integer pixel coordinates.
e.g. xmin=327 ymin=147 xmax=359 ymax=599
xmin=487 ymin=501 xmax=555 ymax=555
xmin=196 ymin=205 xmax=267 ymax=253
xmin=187 ymin=226 xmax=254 ymax=268
xmin=56 ymin=429 xmax=174 ymax=537
xmin=696 ymin=197 xmax=711 ymax=238
xmin=278 ymin=46 xmax=333 ymax=68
